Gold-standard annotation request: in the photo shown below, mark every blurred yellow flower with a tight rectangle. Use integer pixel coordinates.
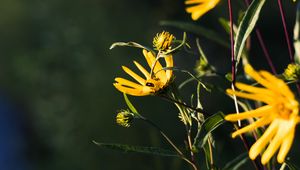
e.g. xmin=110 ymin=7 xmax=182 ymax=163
xmin=283 ymin=63 xmax=300 ymax=81
xmin=185 ymin=0 xmax=220 ymax=20
xmin=225 ymin=64 xmax=300 ymax=165
xmin=113 ymin=49 xmax=173 ymax=96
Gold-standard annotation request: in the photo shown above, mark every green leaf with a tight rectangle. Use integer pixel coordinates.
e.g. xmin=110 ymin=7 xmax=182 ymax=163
xmin=223 ymin=152 xmax=249 ymax=170
xmin=93 ymin=141 xmax=178 ymax=157
xmin=110 ymin=41 xmax=151 ymax=51
xmin=234 ymin=0 xmax=266 ymax=68
xmin=193 ymin=112 xmax=225 ymax=148
xmin=123 ymin=93 xmax=139 ymax=115
xmin=160 ymin=20 xmax=229 ymax=48
xmin=294 ymin=2 xmax=300 ymax=64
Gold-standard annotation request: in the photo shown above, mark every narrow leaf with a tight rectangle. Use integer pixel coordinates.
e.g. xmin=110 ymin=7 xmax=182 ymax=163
xmin=110 ymin=41 xmax=151 ymax=51
xmin=199 ymin=112 xmax=225 ymax=147
xmin=93 ymin=141 xmax=178 ymax=157
xmin=160 ymin=20 xmax=229 ymax=48
xmin=123 ymin=93 xmax=139 ymax=115
xmin=223 ymin=152 xmax=249 ymax=170
xmin=234 ymin=0 xmax=266 ymax=68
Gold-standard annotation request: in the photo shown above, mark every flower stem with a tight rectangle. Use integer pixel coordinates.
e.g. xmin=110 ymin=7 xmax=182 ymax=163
xmin=277 ymin=0 xmax=294 ymax=61
xmin=158 ymin=94 xmax=209 ymax=115
xmin=228 ymin=0 xmax=236 ymax=83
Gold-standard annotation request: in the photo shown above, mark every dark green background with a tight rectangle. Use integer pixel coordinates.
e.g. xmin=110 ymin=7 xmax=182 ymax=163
xmin=0 ymin=0 xmax=299 ymax=169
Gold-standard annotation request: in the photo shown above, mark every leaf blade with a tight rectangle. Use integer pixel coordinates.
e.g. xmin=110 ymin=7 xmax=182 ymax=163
xmin=94 ymin=141 xmax=179 ymax=157
xmin=160 ymin=20 xmax=229 ymax=48
xmin=234 ymin=0 xmax=266 ymax=68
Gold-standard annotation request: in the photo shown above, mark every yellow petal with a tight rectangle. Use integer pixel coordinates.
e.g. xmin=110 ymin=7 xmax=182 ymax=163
xmin=164 ymin=55 xmax=173 ymax=80
xmin=115 ymin=77 xmax=143 ymax=89
xmin=244 ymin=65 xmax=276 ymax=91
xmin=259 ymin=71 xmax=294 ymax=99
xmin=235 ymin=83 xmax=275 ymax=97
xmin=186 ymin=5 xmax=209 ymax=20
xmin=261 ymin=128 xmax=284 ymax=165
xmin=133 ymin=61 xmax=150 ymax=79
xmin=113 ymin=83 xmax=152 ymax=96
xmin=249 ymin=120 xmax=278 ymax=160
xmin=122 ymin=66 xmax=146 ymax=85
xmin=225 ymin=105 xmax=273 ymax=121
xmin=185 ymin=0 xmax=206 ymax=5
xmin=231 ymin=116 xmax=272 ymax=138
xmin=143 ymin=50 xmax=167 ymax=83
xmin=277 ymin=129 xmax=294 ymax=163
xmin=226 ymin=89 xmax=274 ymax=104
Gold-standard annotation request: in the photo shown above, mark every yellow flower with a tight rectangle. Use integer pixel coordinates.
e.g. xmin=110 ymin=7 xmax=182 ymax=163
xmin=283 ymin=63 xmax=300 ymax=81
xmin=116 ymin=110 xmax=134 ymax=127
xmin=225 ymin=64 xmax=300 ymax=165
xmin=113 ymin=49 xmax=173 ymax=96
xmin=185 ymin=0 xmax=220 ymax=20
xmin=153 ymin=31 xmax=175 ymax=52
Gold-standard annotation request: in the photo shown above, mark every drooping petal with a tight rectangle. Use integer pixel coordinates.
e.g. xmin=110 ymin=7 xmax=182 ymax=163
xmin=249 ymin=120 xmax=278 ymax=160
xmin=122 ymin=66 xmax=146 ymax=85
xmin=277 ymin=129 xmax=294 ymax=163
xmin=261 ymin=127 xmax=285 ymax=165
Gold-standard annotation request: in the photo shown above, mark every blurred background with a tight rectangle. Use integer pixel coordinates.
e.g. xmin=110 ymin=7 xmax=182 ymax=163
xmin=0 ymin=0 xmax=298 ymax=169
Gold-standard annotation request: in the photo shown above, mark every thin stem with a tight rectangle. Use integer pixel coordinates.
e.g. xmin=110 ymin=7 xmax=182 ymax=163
xmin=255 ymin=30 xmax=277 ymax=74
xmin=277 ymin=0 xmax=294 ymax=62
xmin=228 ymin=0 xmax=236 ymax=83
xmin=158 ymin=94 xmax=209 ymax=115
xmin=187 ymin=129 xmax=195 ymax=163
xmin=141 ymin=117 xmax=198 ymax=170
